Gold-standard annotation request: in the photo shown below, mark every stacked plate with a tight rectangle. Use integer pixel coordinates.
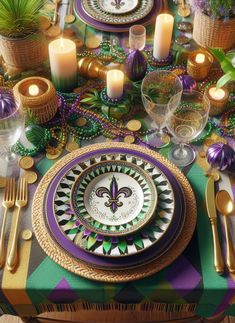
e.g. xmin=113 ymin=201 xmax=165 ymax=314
xmin=32 ymin=143 xmax=196 ymax=282
xmin=73 ymin=0 xmax=163 ymax=32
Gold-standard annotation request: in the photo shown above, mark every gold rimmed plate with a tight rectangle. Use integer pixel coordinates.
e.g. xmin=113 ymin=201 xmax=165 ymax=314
xmin=81 ymin=0 xmax=153 ymax=25
xmin=70 ymin=160 xmax=158 ymax=237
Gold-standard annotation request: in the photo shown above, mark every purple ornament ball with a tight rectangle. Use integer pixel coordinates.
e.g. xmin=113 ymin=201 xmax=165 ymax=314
xmin=206 ymin=142 xmax=235 ymax=173
xmin=179 ymin=75 xmax=197 ymax=91
xmin=0 ymin=88 xmax=17 ymax=119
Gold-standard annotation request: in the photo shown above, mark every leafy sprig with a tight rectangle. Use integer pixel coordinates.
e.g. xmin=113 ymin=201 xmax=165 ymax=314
xmin=209 ymin=48 xmax=235 ymax=88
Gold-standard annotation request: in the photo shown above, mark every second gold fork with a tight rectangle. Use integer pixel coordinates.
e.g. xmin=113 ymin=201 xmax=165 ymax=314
xmin=7 ymin=178 xmax=28 ymax=272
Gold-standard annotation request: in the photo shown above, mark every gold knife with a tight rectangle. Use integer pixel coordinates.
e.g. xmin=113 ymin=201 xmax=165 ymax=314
xmin=205 ymin=173 xmax=224 ymax=274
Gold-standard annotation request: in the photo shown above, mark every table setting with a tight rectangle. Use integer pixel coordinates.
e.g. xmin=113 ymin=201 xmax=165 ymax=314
xmin=0 ymin=0 xmax=234 ymax=322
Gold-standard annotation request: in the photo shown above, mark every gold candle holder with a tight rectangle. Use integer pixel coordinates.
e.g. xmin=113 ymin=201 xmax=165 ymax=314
xmin=205 ymin=84 xmax=229 ymax=117
xmin=13 ymin=77 xmax=58 ymax=124
xmin=187 ymin=50 xmax=213 ymax=81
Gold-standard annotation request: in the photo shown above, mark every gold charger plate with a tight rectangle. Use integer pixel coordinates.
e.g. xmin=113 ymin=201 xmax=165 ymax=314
xmin=32 ymin=143 xmax=197 ymax=283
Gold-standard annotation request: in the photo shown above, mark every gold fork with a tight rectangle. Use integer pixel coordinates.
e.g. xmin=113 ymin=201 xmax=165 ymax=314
xmin=7 ymin=178 xmax=28 ymax=272
xmin=0 ymin=178 xmax=15 ymax=268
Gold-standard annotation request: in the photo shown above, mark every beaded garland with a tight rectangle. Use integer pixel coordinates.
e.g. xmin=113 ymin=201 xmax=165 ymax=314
xmin=10 ymin=41 xmax=235 ymax=157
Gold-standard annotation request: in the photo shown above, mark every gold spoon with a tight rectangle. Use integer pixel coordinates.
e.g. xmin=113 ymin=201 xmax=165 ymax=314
xmin=216 ymin=190 xmax=235 ymax=273
xmin=52 ymin=0 xmax=61 ymax=25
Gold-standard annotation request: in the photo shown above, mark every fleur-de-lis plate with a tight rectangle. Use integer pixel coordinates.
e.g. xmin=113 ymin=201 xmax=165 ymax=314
xmin=98 ymin=0 xmax=139 ymax=14
xmin=71 ymin=160 xmax=158 ymax=236
xmin=51 ymin=151 xmax=177 ymax=258
xmin=80 ymin=0 xmax=154 ymax=25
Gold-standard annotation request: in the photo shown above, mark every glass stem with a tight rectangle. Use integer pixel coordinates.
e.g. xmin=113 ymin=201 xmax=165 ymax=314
xmin=6 ymin=147 xmax=16 ymax=162
xmin=179 ymin=142 xmax=184 ymax=154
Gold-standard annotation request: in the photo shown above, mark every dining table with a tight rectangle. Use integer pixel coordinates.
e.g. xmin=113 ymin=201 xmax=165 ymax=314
xmin=0 ymin=1 xmax=234 ymax=322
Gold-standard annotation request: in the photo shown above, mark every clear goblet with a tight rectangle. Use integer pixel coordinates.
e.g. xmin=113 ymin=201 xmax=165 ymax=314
xmin=141 ymin=70 xmax=183 ymax=148
xmin=166 ymin=90 xmax=210 ymax=167
xmin=0 ymin=88 xmax=25 ymax=162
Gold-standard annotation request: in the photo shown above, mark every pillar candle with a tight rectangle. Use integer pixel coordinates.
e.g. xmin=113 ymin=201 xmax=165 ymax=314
xmin=106 ymin=70 xmax=124 ymax=99
xmin=153 ymin=14 xmax=174 ymax=60
xmin=49 ymin=38 xmax=77 ymax=92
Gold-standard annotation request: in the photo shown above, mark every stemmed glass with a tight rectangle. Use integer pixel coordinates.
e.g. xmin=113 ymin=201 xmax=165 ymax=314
xmin=166 ymin=90 xmax=210 ymax=167
xmin=141 ymin=70 xmax=183 ymax=148
xmin=0 ymin=88 xmax=25 ymax=162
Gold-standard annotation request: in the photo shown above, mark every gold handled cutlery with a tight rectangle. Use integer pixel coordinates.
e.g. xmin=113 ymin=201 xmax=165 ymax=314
xmin=205 ymin=172 xmax=224 ymax=274
xmin=0 ymin=178 xmax=15 ymax=268
xmin=216 ymin=190 xmax=235 ymax=273
xmin=7 ymin=178 xmax=28 ymax=272
xmin=52 ymin=0 xmax=61 ymax=25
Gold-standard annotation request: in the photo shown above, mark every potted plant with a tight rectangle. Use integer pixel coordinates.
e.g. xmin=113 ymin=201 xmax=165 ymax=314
xmin=0 ymin=0 xmax=48 ymax=70
xmin=190 ymin=0 xmax=235 ymax=50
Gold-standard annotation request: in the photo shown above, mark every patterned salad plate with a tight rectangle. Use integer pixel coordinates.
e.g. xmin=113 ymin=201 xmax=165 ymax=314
xmin=74 ymin=0 xmax=161 ymax=32
xmin=71 ymin=160 xmax=158 ymax=237
xmin=81 ymin=0 xmax=153 ymax=24
xmin=32 ymin=143 xmax=197 ymax=282
xmin=98 ymin=0 xmax=139 ymax=14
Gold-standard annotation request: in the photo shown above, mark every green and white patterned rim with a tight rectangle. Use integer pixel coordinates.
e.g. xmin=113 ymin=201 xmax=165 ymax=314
xmin=53 ymin=153 xmax=175 ymax=258
xmin=71 ymin=160 xmax=158 ymax=236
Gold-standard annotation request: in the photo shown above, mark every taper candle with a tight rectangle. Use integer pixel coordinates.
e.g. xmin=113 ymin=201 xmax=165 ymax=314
xmin=153 ymin=14 xmax=174 ymax=60
xmin=49 ymin=38 xmax=77 ymax=92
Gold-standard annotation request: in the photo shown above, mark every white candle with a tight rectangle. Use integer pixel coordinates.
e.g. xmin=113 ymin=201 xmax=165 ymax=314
xmin=153 ymin=14 xmax=174 ymax=60
xmin=106 ymin=70 xmax=124 ymax=99
xmin=49 ymin=38 xmax=77 ymax=92
xmin=209 ymin=87 xmax=226 ymax=101
xmin=28 ymin=85 xmax=40 ymax=96
xmin=195 ymin=53 xmax=205 ymax=64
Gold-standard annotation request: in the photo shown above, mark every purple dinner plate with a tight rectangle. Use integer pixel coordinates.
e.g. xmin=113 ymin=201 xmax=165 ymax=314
xmin=74 ymin=0 xmax=162 ymax=33
xmin=45 ymin=146 xmax=186 ymax=269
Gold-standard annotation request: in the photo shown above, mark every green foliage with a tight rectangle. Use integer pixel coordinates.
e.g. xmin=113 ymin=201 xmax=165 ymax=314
xmin=0 ymin=0 xmax=45 ymax=38
xmin=209 ymin=48 xmax=235 ymax=88
xmin=208 ymin=0 xmax=235 ymax=17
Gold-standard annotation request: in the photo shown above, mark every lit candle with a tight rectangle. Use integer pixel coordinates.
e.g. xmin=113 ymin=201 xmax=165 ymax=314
xmin=153 ymin=14 xmax=174 ymax=60
xmin=206 ymin=85 xmax=229 ymax=117
xmin=28 ymin=85 xmax=40 ymax=96
xmin=187 ymin=50 xmax=213 ymax=81
xmin=49 ymin=38 xmax=77 ymax=92
xmin=209 ymin=87 xmax=225 ymax=101
xmin=106 ymin=70 xmax=124 ymax=99
xmin=195 ymin=53 xmax=205 ymax=64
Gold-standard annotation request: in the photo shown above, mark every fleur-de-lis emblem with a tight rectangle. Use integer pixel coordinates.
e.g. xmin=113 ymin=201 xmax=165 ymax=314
xmin=111 ymin=0 xmax=125 ymax=9
xmin=95 ymin=175 xmax=132 ymax=213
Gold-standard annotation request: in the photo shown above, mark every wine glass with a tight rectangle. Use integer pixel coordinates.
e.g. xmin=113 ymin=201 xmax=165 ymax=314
xmin=141 ymin=70 xmax=183 ymax=148
xmin=0 ymin=88 xmax=25 ymax=162
xmin=166 ymin=90 xmax=210 ymax=167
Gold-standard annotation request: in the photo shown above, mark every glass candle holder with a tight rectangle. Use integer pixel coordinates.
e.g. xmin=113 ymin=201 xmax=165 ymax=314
xmin=129 ymin=25 xmax=146 ymax=51
xmin=205 ymin=84 xmax=229 ymax=117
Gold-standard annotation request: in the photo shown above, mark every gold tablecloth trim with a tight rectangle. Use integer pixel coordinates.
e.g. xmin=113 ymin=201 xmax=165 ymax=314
xmin=32 ymin=143 xmax=197 ymax=282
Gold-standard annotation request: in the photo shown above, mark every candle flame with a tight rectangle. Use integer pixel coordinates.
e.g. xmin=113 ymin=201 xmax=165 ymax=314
xmin=195 ymin=53 xmax=205 ymax=64
xmin=29 ymin=85 xmax=39 ymax=96
xmin=60 ymin=37 xmax=64 ymax=48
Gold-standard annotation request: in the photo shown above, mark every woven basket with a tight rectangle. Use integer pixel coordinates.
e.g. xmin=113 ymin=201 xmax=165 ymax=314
xmin=13 ymin=77 xmax=58 ymax=124
xmin=0 ymin=32 xmax=48 ymax=69
xmin=193 ymin=10 xmax=235 ymax=50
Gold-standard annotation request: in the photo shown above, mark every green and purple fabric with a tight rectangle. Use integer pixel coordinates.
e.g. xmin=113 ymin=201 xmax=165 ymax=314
xmin=0 ymin=0 xmax=234 ymax=320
